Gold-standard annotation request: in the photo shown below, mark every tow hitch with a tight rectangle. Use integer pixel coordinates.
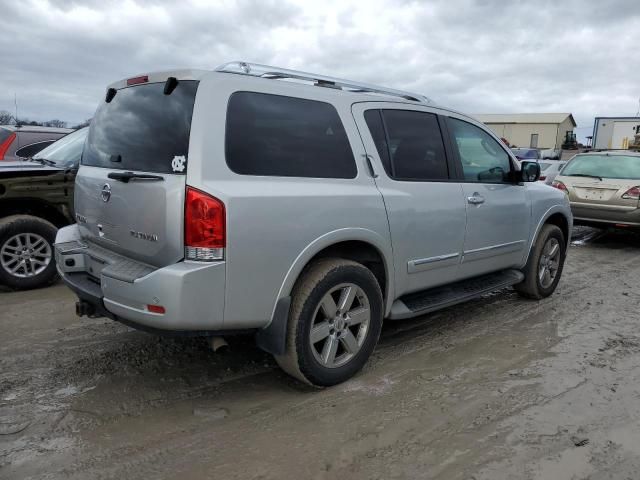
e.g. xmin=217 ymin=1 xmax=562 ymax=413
xmin=75 ymin=301 xmax=95 ymax=317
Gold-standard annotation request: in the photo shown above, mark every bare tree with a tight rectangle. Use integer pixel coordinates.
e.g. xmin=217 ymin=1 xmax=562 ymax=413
xmin=72 ymin=118 xmax=91 ymax=129
xmin=43 ymin=119 xmax=67 ymax=128
xmin=0 ymin=110 xmax=14 ymax=125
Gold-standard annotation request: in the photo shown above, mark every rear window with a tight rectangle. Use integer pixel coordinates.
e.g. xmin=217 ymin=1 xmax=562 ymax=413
xmin=562 ymin=154 xmax=640 ymax=180
xmin=15 ymin=140 xmax=55 ymax=158
xmin=539 ymin=162 xmax=551 ymax=171
xmin=225 ymin=92 xmax=357 ymax=179
xmin=82 ymin=80 xmax=198 ymax=174
xmin=512 ymin=149 xmax=538 ymax=159
xmin=34 ymin=128 xmax=88 ymax=169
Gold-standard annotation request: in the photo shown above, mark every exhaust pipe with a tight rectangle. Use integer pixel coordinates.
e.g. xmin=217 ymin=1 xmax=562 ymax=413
xmin=75 ymin=301 xmax=95 ymax=317
xmin=209 ymin=336 xmax=229 ymax=353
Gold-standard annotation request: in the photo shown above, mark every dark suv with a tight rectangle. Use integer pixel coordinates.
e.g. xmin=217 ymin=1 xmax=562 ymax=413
xmin=0 ymin=128 xmax=87 ymax=289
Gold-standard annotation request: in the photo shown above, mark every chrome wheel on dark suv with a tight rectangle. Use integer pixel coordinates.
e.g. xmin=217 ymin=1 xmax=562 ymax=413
xmin=0 ymin=216 xmax=58 ymax=290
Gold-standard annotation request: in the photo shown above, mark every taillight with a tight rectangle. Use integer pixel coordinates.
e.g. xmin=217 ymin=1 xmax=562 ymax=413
xmin=185 ymin=186 xmax=225 ymax=261
xmin=552 ymin=180 xmax=569 ymax=194
xmin=621 ymin=186 xmax=640 ymax=200
xmin=0 ymin=132 xmax=16 ymax=160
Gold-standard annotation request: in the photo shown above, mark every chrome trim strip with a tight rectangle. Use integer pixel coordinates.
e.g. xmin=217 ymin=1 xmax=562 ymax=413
xmin=408 ymin=253 xmax=460 ymax=273
xmin=413 ymin=253 xmax=460 ymax=266
xmin=464 ymin=240 xmax=525 ymax=255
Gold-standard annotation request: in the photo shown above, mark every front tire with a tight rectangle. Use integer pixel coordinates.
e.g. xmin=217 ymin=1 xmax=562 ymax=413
xmin=515 ymin=224 xmax=566 ymax=299
xmin=275 ymin=258 xmax=383 ymax=387
xmin=0 ymin=215 xmax=58 ymax=290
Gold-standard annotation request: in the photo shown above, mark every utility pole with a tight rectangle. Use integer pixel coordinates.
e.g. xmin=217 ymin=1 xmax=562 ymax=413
xmin=14 ymin=93 xmax=18 ymax=126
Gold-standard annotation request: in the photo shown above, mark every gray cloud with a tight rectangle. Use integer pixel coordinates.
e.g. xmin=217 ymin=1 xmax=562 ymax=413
xmin=1 ymin=0 xmax=639 ymax=139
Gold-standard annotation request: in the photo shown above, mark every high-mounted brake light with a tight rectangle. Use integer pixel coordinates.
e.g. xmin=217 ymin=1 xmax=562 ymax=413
xmin=185 ymin=186 xmax=225 ymax=261
xmin=621 ymin=186 xmax=640 ymax=200
xmin=126 ymin=75 xmax=149 ymax=86
xmin=0 ymin=132 xmax=16 ymax=160
xmin=552 ymin=180 xmax=569 ymax=194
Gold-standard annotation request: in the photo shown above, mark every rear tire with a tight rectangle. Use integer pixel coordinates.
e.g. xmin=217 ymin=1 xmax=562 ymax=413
xmin=275 ymin=258 xmax=383 ymax=387
xmin=515 ymin=224 xmax=566 ymax=299
xmin=0 ymin=215 xmax=58 ymax=290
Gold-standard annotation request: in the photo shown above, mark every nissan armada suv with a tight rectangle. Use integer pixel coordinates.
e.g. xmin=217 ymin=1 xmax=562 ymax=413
xmin=55 ymin=62 xmax=572 ymax=386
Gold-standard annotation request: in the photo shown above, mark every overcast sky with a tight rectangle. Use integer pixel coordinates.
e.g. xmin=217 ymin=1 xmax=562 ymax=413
xmin=2 ymin=0 xmax=639 ymax=140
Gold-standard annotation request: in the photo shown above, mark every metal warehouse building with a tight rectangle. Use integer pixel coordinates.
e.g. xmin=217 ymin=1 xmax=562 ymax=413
xmin=592 ymin=117 xmax=640 ymax=150
xmin=474 ymin=113 xmax=576 ymax=149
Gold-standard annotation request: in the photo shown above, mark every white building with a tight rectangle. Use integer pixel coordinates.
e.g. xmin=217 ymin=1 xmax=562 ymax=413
xmin=592 ymin=117 xmax=640 ymax=150
xmin=474 ymin=113 xmax=576 ymax=149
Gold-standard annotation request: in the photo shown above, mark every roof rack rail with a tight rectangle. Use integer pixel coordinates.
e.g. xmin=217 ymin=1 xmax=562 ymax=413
xmin=215 ymin=61 xmax=432 ymax=104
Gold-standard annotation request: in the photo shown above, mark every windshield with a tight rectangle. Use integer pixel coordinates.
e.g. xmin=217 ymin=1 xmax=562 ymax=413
xmin=512 ymin=149 xmax=538 ymax=159
xmin=33 ymin=128 xmax=88 ymax=168
xmin=562 ymin=155 xmax=640 ymax=180
xmin=82 ymin=80 xmax=198 ymax=174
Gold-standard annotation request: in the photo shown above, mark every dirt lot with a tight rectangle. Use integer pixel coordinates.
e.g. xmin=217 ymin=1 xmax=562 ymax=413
xmin=1 ymin=227 xmax=640 ymax=479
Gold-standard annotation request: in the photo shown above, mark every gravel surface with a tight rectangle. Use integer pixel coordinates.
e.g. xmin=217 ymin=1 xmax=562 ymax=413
xmin=1 ymin=227 xmax=640 ymax=479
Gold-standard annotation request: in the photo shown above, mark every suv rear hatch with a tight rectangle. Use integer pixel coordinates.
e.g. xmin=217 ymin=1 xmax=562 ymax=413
xmin=77 ymin=75 xmax=199 ymax=268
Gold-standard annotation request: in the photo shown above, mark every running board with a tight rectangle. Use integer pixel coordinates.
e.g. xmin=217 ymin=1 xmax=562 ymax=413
xmin=388 ymin=269 xmax=524 ymax=320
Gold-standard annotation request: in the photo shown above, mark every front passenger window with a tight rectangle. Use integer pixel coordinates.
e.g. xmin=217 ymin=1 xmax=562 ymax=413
xmin=448 ymin=118 xmax=512 ymax=183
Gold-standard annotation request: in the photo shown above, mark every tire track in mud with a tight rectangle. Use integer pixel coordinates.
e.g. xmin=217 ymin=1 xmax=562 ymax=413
xmin=3 ymin=229 xmax=640 ymax=479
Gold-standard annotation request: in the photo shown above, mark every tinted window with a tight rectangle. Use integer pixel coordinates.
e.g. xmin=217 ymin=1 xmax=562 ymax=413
xmin=367 ymin=109 xmax=448 ymax=180
xmin=34 ymin=128 xmax=88 ymax=169
xmin=449 ymin=118 xmax=511 ymax=183
xmin=83 ymin=80 xmax=198 ymax=173
xmin=562 ymin=155 xmax=640 ymax=180
xmin=226 ymin=92 xmax=356 ymax=178
xmin=363 ymin=110 xmax=391 ymax=174
xmin=15 ymin=141 xmax=54 ymax=158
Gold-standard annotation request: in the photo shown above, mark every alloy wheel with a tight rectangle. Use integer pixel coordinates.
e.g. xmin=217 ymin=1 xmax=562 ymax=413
xmin=309 ymin=283 xmax=371 ymax=369
xmin=538 ymin=237 xmax=560 ymax=289
xmin=0 ymin=233 xmax=52 ymax=278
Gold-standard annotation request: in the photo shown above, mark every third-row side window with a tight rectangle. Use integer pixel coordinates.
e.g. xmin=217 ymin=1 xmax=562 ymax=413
xmin=226 ymin=92 xmax=357 ymax=179
xmin=364 ymin=109 xmax=449 ymax=181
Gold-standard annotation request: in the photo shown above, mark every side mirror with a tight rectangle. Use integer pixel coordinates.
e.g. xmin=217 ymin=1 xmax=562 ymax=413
xmin=520 ymin=161 xmax=541 ymax=182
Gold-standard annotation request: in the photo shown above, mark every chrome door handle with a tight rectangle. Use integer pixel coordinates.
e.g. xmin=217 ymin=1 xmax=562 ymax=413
xmin=467 ymin=193 xmax=485 ymax=205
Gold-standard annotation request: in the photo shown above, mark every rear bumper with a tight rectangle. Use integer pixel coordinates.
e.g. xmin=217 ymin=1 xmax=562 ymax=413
xmin=54 ymin=224 xmax=227 ymax=332
xmin=571 ymin=202 xmax=640 ymax=227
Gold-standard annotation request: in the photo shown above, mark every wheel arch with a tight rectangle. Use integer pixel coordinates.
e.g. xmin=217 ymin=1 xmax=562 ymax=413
xmin=276 ymin=229 xmax=394 ymax=316
xmin=524 ymin=206 xmax=572 ymax=266
xmin=256 ymin=228 xmax=394 ymax=357
xmin=0 ymin=198 xmax=72 ymax=228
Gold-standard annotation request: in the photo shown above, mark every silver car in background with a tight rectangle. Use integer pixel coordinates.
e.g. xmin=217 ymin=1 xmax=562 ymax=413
xmin=55 ymin=62 xmax=572 ymax=386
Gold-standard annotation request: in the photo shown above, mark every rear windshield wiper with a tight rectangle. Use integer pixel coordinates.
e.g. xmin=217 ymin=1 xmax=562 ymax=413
xmin=107 ymin=171 xmax=164 ymax=183
xmin=569 ymin=173 xmax=603 ymax=181
xmin=28 ymin=157 xmax=57 ymax=167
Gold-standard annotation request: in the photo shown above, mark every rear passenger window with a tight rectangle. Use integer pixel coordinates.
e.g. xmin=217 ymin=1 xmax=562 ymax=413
xmin=15 ymin=141 xmax=55 ymax=158
xmin=364 ymin=109 xmax=449 ymax=180
xmin=226 ymin=92 xmax=356 ymax=179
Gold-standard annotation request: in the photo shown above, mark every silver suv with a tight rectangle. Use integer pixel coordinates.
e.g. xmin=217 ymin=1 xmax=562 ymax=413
xmin=55 ymin=62 xmax=572 ymax=386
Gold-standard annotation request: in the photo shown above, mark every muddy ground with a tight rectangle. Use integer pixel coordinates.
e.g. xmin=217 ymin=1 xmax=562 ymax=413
xmin=1 ymin=227 xmax=640 ymax=479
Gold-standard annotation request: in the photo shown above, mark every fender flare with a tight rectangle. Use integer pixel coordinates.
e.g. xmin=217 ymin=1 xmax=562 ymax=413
xmin=522 ymin=205 xmax=573 ymax=266
xmin=256 ymin=228 xmax=394 ymax=356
